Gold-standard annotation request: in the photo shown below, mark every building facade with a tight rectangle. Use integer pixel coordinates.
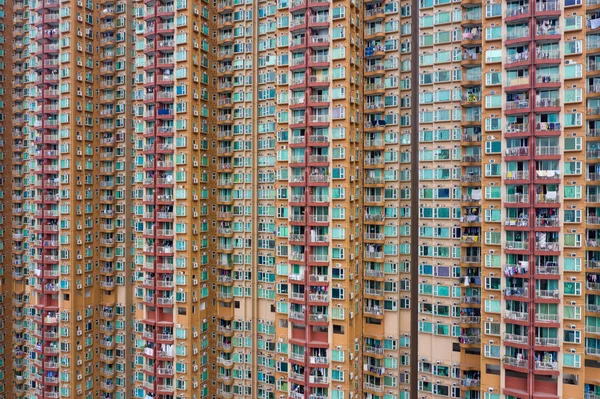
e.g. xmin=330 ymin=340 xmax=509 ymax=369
xmin=4 ymin=0 xmax=600 ymax=398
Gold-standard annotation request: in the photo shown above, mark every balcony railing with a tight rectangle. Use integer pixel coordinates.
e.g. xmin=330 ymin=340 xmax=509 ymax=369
xmin=505 ymin=310 xmax=528 ymax=321
xmin=504 ymin=333 xmax=528 ymax=344
xmin=506 ymin=4 xmax=529 ymax=17
xmin=535 ymin=337 xmax=559 ymax=346
xmin=536 ymin=0 xmax=560 ymax=11
xmin=534 ymin=360 xmax=558 ymax=370
xmin=536 ymin=313 xmax=559 ymax=322
xmin=503 ymin=356 xmax=527 ymax=368
xmin=505 ymin=241 xmax=529 ymax=250
xmin=506 ymin=27 xmax=529 ymax=40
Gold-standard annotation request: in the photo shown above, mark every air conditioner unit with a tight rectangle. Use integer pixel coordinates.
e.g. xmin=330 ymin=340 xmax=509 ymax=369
xmin=77 ymin=165 xmax=82 ymax=170
xmin=193 ymin=262 xmax=199 ymax=268
xmin=193 ymin=331 xmax=199 ymax=338
xmin=77 ymin=269 xmax=82 ymax=275
xmin=193 ymin=246 xmax=199 ymax=251
xmin=77 ymin=345 xmax=82 ymax=350
xmin=77 ymin=240 xmax=82 ymax=245
xmin=77 ymin=375 xmax=82 ymax=380
xmin=77 ymin=360 xmax=82 ymax=366
xmin=193 ymin=348 xmax=199 ymax=354
xmin=77 ymin=315 xmax=82 ymax=321
xmin=193 ymin=212 xmax=199 ymax=217
xmin=77 ymin=195 xmax=82 ymax=200
xmin=193 ymin=279 xmax=198 ymax=285
xmin=77 ymin=254 xmax=82 ymax=260
xmin=77 ymin=61 xmax=83 ymax=67
xmin=76 ymin=330 xmax=82 ymax=336
xmin=77 ymin=150 xmax=82 ymax=156
xmin=77 ymin=284 xmax=82 ymax=289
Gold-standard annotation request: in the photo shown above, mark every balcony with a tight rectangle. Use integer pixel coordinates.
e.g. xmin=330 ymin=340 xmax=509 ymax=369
xmin=505 ymin=241 xmax=529 ymax=250
xmin=308 ymin=313 xmax=328 ymax=322
xmin=505 ymin=171 xmax=529 ymax=180
xmin=506 ymin=27 xmax=530 ymax=41
xmin=290 ymin=292 xmax=305 ymax=301
xmin=535 ymin=241 xmax=559 ymax=252
xmin=505 ymin=194 xmax=529 ymax=204
xmin=536 ymin=289 xmax=559 ymax=299
xmin=460 ymin=335 xmax=481 ymax=345
xmin=504 ymin=333 xmax=528 ymax=345
xmin=505 ymin=99 xmax=529 ymax=111
xmin=505 ymin=310 xmax=528 ymax=321
xmin=534 ymin=360 xmax=558 ymax=371
xmin=536 ymin=0 xmax=560 ymax=12
xmin=536 ymin=193 xmax=559 ymax=204
xmin=290 ymin=311 xmax=305 ymax=321
xmin=309 ymin=356 xmax=328 ymax=365
xmin=461 ymin=378 xmax=481 ymax=388
xmin=506 ymin=4 xmax=530 ymax=18
xmin=461 ymin=174 xmax=482 ymax=183
xmin=364 ymin=382 xmax=383 ymax=393
xmin=535 ymin=313 xmax=559 ymax=323
xmin=460 ymin=315 xmax=481 ymax=324
xmin=364 ymin=250 xmax=384 ymax=259
xmin=506 ymin=122 xmax=529 ymax=134
xmin=588 ymin=282 xmax=600 ymax=292
xmin=505 ymin=147 xmax=529 ymax=157
xmin=503 ymin=356 xmax=527 ymax=368
xmin=535 ymin=337 xmax=559 ymax=346
xmin=505 ymin=286 xmax=529 ymax=298
xmin=462 ymin=256 xmax=481 ymax=264
xmin=535 ymin=217 xmax=559 ymax=228
xmin=364 ymin=306 xmax=384 ymax=316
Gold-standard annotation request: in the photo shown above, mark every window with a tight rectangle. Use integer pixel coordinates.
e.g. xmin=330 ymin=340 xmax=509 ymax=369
xmin=485 ymin=141 xmax=501 ymax=153
xmin=564 ymin=64 xmax=582 ymax=79
xmin=564 ymin=305 xmax=581 ymax=320
xmin=564 ymin=137 xmax=582 ymax=151
xmin=563 ymin=353 xmax=581 ymax=368
xmin=485 ymin=49 xmax=502 ymax=63
xmin=484 ymin=345 xmax=500 ymax=358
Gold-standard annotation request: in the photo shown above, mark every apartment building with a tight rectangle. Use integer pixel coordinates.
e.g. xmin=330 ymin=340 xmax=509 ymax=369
xmin=417 ymin=0 xmax=476 ymax=394
xmin=6 ymin=0 xmax=600 ymax=398
xmin=0 ymin=0 xmax=12 ymax=396
xmin=478 ymin=0 xmax=587 ymax=397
